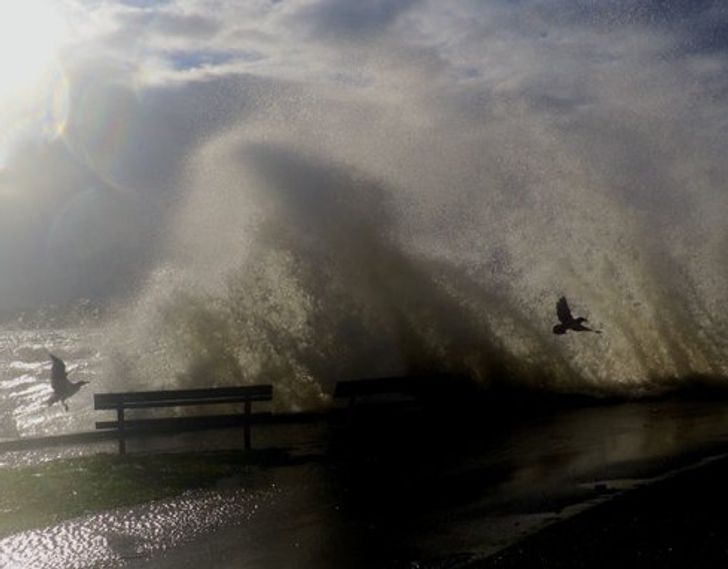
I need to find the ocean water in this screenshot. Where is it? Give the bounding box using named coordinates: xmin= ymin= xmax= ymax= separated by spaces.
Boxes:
xmin=0 ymin=326 xmax=102 ymax=440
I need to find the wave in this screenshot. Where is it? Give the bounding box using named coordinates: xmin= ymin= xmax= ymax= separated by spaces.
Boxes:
xmin=102 ymin=94 xmax=728 ymax=411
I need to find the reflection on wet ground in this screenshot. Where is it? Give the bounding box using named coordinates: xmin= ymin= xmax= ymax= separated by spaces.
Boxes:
xmin=0 ymin=486 xmax=281 ymax=569
xmin=4 ymin=398 xmax=728 ymax=568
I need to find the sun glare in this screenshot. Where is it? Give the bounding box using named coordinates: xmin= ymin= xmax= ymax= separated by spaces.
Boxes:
xmin=0 ymin=1 xmax=67 ymax=100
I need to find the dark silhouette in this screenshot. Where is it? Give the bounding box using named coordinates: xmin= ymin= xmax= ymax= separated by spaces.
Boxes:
xmin=47 ymin=353 xmax=88 ymax=411
xmin=552 ymin=296 xmax=601 ymax=335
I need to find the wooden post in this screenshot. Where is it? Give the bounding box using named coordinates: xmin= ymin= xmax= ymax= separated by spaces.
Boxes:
xmin=117 ymin=405 xmax=126 ymax=455
xmin=244 ymin=398 xmax=252 ymax=450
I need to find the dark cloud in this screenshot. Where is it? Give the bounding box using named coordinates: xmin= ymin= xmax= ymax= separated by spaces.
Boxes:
xmin=533 ymin=0 xmax=718 ymax=27
xmin=679 ymin=6 xmax=728 ymax=53
xmin=530 ymin=0 xmax=728 ymax=53
xmin=293 ymin=0 xmax=422 ymax=38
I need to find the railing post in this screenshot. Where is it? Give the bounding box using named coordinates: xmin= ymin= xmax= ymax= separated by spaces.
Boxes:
xmin=117 ymin=405 xmax=126 ymax=455
xmin=244 ymin=397 xmax=252 ymax=450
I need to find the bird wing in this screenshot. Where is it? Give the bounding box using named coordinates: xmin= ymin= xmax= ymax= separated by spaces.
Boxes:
xmin=49 ymin=353 xmax=72 ymax=392
xmin=556 ymin=296 xmax=573 ymax=323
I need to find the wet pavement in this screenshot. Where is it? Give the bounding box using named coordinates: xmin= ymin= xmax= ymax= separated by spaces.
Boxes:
xmin=4 ymin=398 xmax=728 ymax=568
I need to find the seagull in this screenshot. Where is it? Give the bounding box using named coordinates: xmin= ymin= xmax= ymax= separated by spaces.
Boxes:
xmin=552 ymin=296 xmax=601 ymax=335
xmin=47 ymin=353 xmax=89 ymax=411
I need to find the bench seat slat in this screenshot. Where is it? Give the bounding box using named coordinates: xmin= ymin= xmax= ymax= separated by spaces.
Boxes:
xmin=96 ymin=412 xmax=273 ymax=432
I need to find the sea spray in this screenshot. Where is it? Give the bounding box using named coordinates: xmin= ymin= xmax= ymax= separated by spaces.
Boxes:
xmin=105 ymin=135 xmax=727 ymax=409
xmin=97 ymin=6 xmax=728 ymax=409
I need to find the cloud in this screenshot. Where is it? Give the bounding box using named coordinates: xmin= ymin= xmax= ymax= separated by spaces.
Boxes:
xmin=291 ymin=0 xmax=422 ymax=39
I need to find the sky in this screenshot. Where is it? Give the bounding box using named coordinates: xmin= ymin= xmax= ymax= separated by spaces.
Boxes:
xmin=0 ymin=0 xmax=727 ymax=323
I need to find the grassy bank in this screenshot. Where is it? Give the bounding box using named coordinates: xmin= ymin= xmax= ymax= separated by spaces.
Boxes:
xmin=0 ymin=450 xmax=287 ymax=538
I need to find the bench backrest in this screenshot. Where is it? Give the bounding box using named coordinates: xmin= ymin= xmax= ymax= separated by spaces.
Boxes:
xmin=95 ymin=385 xmax=273 ymax=410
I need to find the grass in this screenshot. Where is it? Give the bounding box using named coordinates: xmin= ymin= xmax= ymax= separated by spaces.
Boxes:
xmin=0 ymin=449 xmax=288 ymax=538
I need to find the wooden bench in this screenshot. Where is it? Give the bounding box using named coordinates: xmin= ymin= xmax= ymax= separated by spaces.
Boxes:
xmin=94 ymin=385 xmax=273 ymax=455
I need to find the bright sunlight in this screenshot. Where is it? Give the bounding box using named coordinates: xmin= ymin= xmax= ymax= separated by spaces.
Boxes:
xmin=0 ymin=1 xmax=66 ymax=100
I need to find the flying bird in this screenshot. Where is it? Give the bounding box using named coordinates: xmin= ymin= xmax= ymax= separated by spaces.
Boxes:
xmin=47 ymin=353 xmax=89 ymax=411
xmin=552 ymin=296 xmax=601 ymax=335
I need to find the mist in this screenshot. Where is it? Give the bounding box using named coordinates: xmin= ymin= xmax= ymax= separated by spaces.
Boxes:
xmin=1 ymin=0 xmax=727 ymax=405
